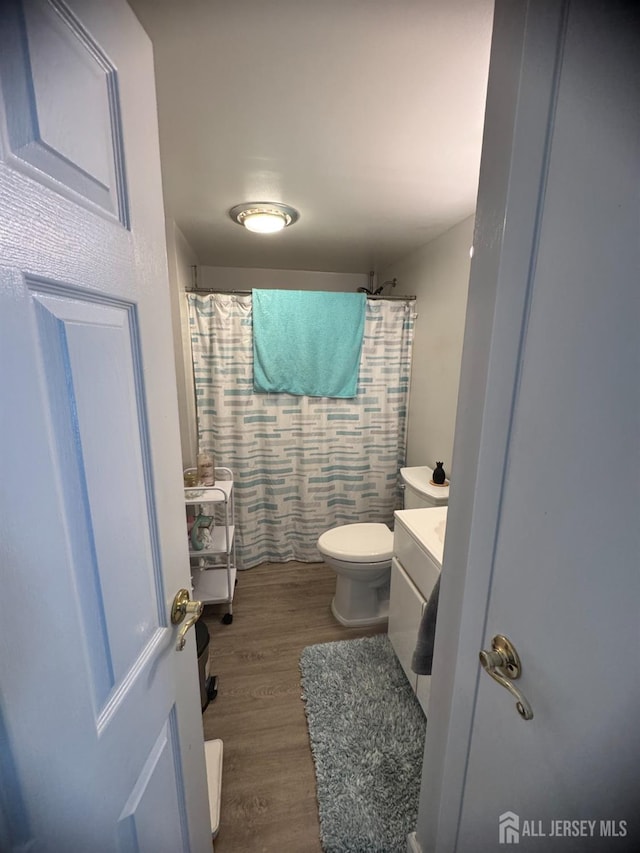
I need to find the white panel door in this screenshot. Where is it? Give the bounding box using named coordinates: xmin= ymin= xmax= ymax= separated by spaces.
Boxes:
xmin=416 ymin=2 xmax=640 ymax=852
xmin=0 ymin=1 xmax=210 ymax=850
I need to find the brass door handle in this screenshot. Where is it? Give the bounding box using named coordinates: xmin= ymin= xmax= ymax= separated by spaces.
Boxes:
xmin=479 ymin=635 xmax=534 ymax=720
xmin=171 ymin=588 xmax=203 ymax=651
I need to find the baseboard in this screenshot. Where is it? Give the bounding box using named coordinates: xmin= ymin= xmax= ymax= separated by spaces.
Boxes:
xmin=407 ymin=831 xmax=423 ymax=853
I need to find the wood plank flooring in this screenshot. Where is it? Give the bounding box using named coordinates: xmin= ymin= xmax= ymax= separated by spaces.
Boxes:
xmin=200 ymin=561 xmax=386 ymax=853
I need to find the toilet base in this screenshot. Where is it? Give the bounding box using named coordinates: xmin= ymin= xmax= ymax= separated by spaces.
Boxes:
xmin=330 ymin=572 xmax=390 ymax=627
xmin=331 ymin=596 xmax=389 ymax=628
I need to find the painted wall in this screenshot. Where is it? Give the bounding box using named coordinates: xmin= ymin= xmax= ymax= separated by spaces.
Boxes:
xmin=379 ymin=216 xmax=473 ymax=475
xmin=196 ymin=266 xmax=368 ymax=293
xmin=165 ymin=218 xmax=198 ymax=468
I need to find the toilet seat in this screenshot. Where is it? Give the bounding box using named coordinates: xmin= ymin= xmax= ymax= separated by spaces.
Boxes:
xmin=317 ymin=523 xmax=393 ymax=563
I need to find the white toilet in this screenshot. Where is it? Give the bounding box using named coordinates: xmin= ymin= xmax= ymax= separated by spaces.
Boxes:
xmin=317 ymin=466 xmax=450 ymax=626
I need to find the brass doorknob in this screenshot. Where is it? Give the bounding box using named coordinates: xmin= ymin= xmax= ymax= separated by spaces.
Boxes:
xmin=171 ymin=588 xmax=203 ymax=651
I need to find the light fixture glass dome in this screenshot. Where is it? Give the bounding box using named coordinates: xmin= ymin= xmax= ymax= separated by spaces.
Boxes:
xmin=243 ymin=211 xmax=287 ymax=233
xmin=229 ymin=202 xmax=299 ymax=234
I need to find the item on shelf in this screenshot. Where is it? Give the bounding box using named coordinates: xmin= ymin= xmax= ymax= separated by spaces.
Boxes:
xmin=197 ymin=449 xmax=215 ymax=486
xmin=190 ymin=514 xmax=213 ymax=551
xmin=185 ymin=487 xmax=205 ymax=499
xmin=183 ymin=467 xmax=199 ymax=487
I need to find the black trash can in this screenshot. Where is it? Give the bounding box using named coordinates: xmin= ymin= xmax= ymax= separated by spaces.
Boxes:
xmin=195 ymin=618 xmax=211 ymax=712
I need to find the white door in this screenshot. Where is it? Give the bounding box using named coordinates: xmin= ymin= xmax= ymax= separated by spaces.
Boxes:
xmin=416 ymin=1 xmax=640 ymax=852
xmin=0 ymin=1 xmax=211 ymax=850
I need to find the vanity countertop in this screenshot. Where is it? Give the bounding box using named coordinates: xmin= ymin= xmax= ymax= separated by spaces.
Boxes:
xmin=394 ymin=506 xmax=447 ymax=566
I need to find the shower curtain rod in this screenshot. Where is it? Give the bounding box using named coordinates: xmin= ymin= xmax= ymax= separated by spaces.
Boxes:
xmin=187 ymin=288 xmax=416 ymax=301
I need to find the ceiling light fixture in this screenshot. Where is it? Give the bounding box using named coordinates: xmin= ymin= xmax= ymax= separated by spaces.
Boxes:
xmin=229 ymin=202 xmax=299 ymax=234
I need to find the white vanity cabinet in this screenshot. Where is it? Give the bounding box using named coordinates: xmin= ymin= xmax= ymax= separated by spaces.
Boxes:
xmin=185 ymin=467 xmax=237 ymax=624
xmin=389 ymin=507 xmax=447 ymax=714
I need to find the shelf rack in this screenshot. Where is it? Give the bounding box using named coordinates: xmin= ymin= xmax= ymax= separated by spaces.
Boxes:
xmin=185 ymin=467 xmax=236 ymax=624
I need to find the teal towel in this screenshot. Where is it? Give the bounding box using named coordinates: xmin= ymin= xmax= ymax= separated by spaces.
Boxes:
xmin=252 ymin=289 xmax=366 ymax=397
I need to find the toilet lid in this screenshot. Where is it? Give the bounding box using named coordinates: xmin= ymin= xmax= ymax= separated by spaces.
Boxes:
xmin=318 ymin=523 xmax=393 ymax=563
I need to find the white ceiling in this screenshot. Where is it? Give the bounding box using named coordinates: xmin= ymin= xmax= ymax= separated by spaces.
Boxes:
xmin=128 ymin=0 xmax=494 ymax=273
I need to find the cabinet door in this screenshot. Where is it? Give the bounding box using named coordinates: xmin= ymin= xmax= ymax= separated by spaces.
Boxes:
xmin=388 ymin=557 xmax=423 ymax=692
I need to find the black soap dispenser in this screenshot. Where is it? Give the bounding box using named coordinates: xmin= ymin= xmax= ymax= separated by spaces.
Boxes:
xmin=433 ymin=461 xmax=446 ymax=485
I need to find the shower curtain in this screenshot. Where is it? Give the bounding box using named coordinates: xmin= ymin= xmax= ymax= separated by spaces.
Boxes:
xmin=187 ymin=292 xmax=415 ymax=569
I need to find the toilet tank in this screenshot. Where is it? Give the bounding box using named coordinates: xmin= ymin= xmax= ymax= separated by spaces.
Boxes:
xmin=400 ymin=466 xmax=449 ymax=509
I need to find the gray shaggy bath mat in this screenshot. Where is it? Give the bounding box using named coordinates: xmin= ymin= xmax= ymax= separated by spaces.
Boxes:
xmin=300 ymin=634 xmax=426 ymax=853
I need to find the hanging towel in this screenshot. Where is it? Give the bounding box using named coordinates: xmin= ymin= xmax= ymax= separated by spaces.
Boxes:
xmin=411 ymin=575 xmax=441 ymax=676
xmin=252 ymin=289 xmax=366 ymax=397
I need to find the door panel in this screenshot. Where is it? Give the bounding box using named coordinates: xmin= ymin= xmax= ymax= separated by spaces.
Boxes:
xmin=416 ymin=2 xmax=640 ymax=851
xmin=0 ymin=0 xmax=129 ymax=222
xmin=33 ymin=284 xmax=162 ymax=696
xmin=117 ymin=714 xmax=188 ymax=853
xmin=459 ymin=2 xmax=640 ymax=841
xmin=0 ymin=2 xmax=210 ymax=850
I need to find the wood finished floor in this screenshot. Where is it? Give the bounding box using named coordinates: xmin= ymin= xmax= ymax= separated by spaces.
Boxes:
xmin=200 ymin=561 xmax=386 ymax=853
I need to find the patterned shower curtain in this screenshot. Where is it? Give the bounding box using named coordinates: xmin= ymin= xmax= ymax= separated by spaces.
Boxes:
xmin=186 ymin=292 xmax=415 ymax=569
